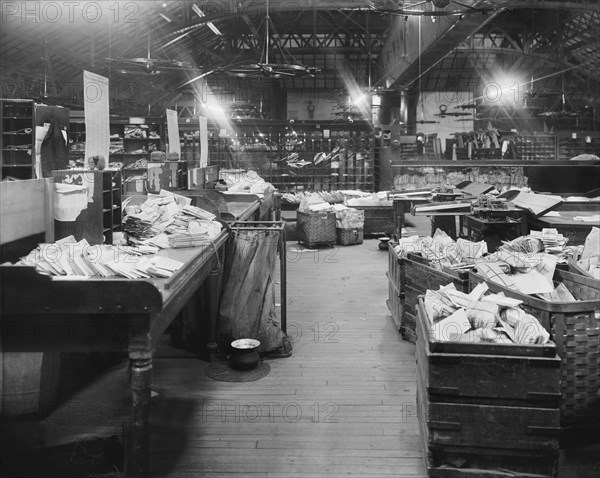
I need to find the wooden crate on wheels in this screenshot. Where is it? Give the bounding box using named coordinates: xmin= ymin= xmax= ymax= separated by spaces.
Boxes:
xmin=470 ymin=268 xmax=600 ymax=445
xmin=416 ymin=298 xmax=561 ymax=477
xmin=296 ymin=210 xmax=336 ymax=248
xmin=402 ymin=253 xmax=469 ymax=343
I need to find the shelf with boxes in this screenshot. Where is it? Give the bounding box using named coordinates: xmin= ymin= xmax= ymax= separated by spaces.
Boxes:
xmin=557 ymin=131 xmax=599 ymax=160
xmin=514 ymin=133 xmax=556 ymax=160
xmin=208 ymin=120 xmax=376 ymax=193
xmin=1 ymin=98 xmax=35 ymax=180
xmin=120 ymin=124 xmax=162 ymax=194
xmin=68 ymin=114 xmax=164 ymax=194
xmin=178 ymin=124 xmax=200 ymax=164
xmin=52 ymin=169 xmax=122 ymax=245
xmin=396 ymin=131 xmax=594 ymax=162
xmin=2 ymin=99 xmax=70 ymax=180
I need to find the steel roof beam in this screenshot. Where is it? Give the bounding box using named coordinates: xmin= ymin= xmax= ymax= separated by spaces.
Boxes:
xmin=379 ymin=9 xmax=499 ymax=90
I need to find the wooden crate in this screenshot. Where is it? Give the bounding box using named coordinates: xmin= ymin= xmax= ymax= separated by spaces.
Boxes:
xmin=416 ymin=300 xmax=561 ymax=407
xmin=416 ymin=298 xmax=561 ymax=477
xmin=388 ymin=241 xmax=402 ymax=287
xmin=403 ymin=253 xmax=470 ymax=343
xmin=417 ymin=390 xmax=559 ymax=478
xmin=416 ymin=299 xmax=561 ymax=407
xmin=387 ymin=243 xmax=403 ymax=331
xmin=352 ymin=205 xmax=394 ymax=235
xmin=387 ymin=272 xmax=402 ymax=331
xmin=470 ymin=269 xmax=600 ymax=437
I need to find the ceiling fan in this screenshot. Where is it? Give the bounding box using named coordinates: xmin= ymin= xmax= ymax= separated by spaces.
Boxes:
xmin=529 ymin=76 xmax=584 ymax=119
xmin=104 ymin=27 xmax=201 ymax=76
xmin=224 ymin=0 xmax=320 ymax=79
xmin=367 ymin=0 xmax=507 ymax=16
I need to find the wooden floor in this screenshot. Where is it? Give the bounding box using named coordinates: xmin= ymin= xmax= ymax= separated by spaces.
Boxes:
xmin=149 ymin=239 xmax=427 ymax=477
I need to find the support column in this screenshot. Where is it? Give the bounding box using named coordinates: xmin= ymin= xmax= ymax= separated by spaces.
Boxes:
xmin=127 ymin=314 xmax=152 ymax=478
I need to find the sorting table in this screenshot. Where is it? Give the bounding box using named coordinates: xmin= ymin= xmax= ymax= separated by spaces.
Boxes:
xmin=0 ymin=200 xmax=263 ymax=478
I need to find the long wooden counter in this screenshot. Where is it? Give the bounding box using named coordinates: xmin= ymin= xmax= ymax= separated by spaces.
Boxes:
xmin=0 ymin=199 xmax=262 ymax=477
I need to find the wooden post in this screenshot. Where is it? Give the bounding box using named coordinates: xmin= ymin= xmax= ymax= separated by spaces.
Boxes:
xmin=206 ymin=246 xmax=224 ymax=362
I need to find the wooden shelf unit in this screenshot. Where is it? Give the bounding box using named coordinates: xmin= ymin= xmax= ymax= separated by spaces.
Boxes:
xmin=208 ymin=120 xmax=376 ymax=192
xmin=1 ymin=99 xmax=35 ymax=180
xmin=69 ymin=114 xmax=164 ymax=194
xmin=2 ymin=99 xmax=70 ymax=180
xmin=52 ymin=169 xmax=122 ymax=245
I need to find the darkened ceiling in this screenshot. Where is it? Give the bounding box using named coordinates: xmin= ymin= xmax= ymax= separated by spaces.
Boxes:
xmin=0 ymin=0 xmax=598 ymax=117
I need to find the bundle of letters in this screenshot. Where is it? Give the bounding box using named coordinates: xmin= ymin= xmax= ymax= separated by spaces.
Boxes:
xmin=15 ymin=236 xmax=183 ymax=279
xmin=123 ymin=191 xmax=222 ymax=249
xmin=424 ymin=281 xmax=551 ymax=345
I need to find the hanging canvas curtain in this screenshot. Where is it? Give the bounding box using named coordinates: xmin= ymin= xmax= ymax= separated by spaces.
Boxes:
xmin=218 ymin=229 xmax=289 ymax=355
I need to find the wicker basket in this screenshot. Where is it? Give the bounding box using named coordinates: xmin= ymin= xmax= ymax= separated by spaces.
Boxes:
xmin=296 ymin=211 xmax=336 ymax=247
xmin=336 ymin=227 xmax=363 ymax=246
xmin=470 ymin=268 xmax=600 ymax=434
xmin=568 ymin=257 xmax=600 ymax=285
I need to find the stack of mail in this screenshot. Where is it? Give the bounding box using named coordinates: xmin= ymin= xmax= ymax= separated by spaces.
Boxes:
xmin=167 ymin=219 xmax=222 ymax=248
xmin=15 ymin=236 xmax=184 ymax=279
xmin=122 ymin=191 xmax=222 ymax=249
xmin=531 ymin=228 xmax=567 ymax=251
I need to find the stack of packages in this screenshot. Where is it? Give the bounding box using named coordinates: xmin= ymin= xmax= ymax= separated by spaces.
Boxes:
xmin=394 ymin=229 xmax=488 ymax=271
xmin=423 ymin=281 xmax=550 ymax=345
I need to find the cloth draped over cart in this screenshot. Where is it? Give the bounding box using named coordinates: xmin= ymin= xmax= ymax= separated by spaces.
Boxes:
xmin=218 ymin=229 xmax=290 ymax=355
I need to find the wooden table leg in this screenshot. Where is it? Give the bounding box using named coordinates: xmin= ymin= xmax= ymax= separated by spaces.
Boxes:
xmin=128 ymin=315 xmax=152 ymax=478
